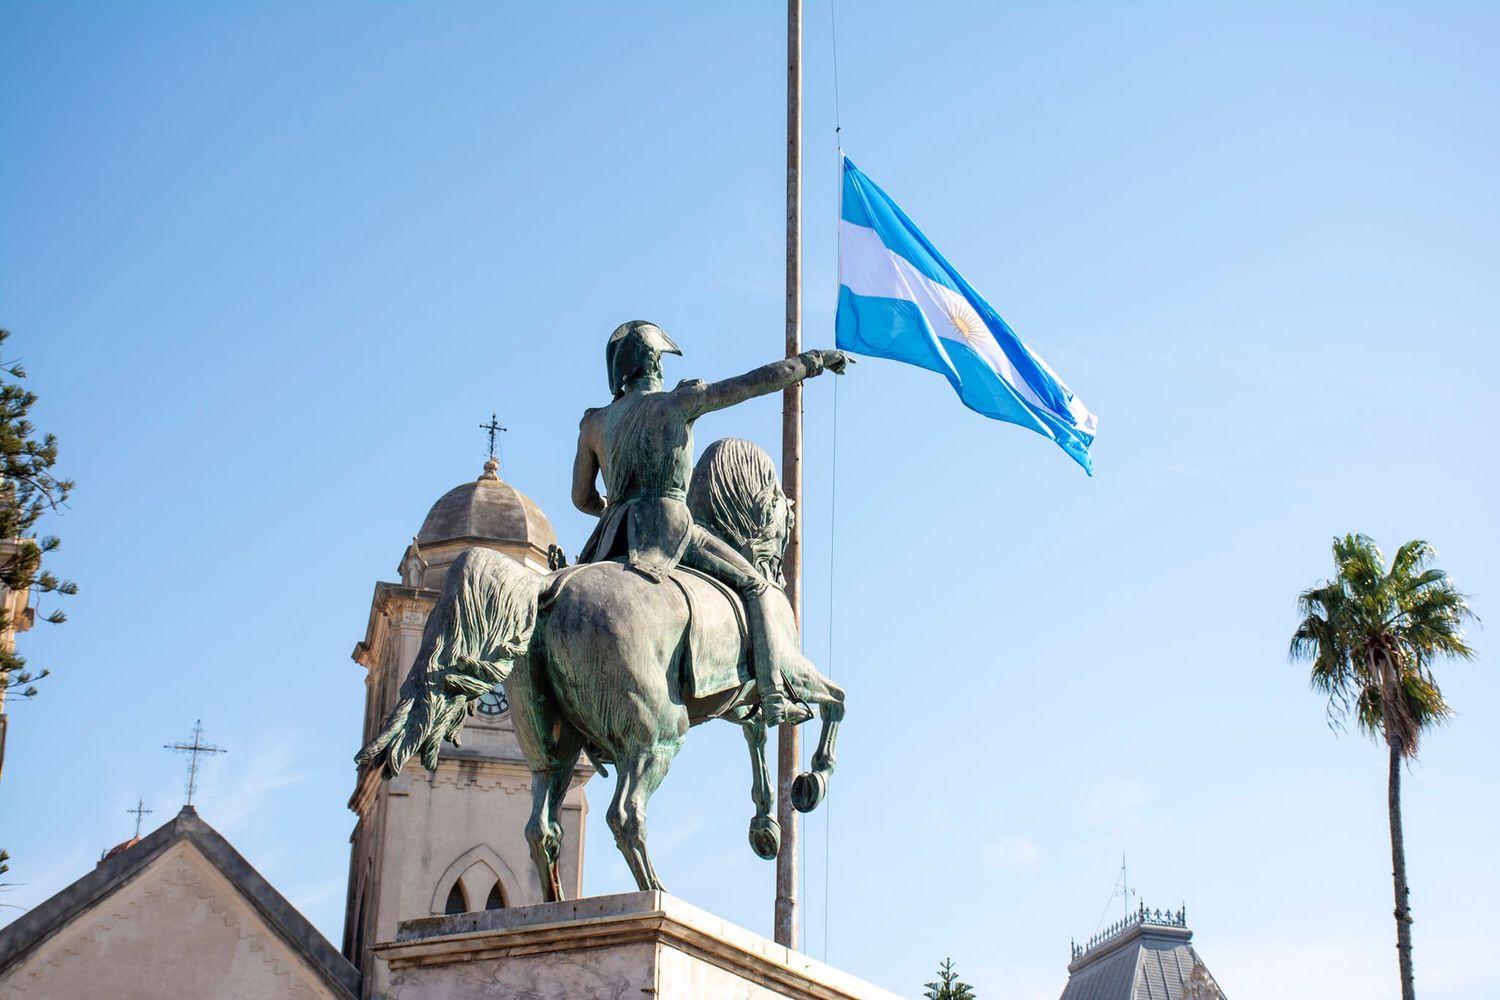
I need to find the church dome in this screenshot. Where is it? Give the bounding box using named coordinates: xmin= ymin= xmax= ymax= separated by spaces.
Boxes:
xmin=416 ymin=458 xmax=558 ymax=554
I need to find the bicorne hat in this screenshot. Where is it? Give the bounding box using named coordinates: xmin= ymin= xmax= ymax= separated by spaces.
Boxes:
xmin=606 ymin=321 xmax=682 ymax=398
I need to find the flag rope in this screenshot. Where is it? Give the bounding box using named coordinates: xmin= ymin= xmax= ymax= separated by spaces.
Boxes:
xmin=829 ymin=0 xmax=843 ymax=144
xmin=822 ymin=0 xmax=844 ymax=962
xmin=822 ymin=373 xmax=840 ymax=962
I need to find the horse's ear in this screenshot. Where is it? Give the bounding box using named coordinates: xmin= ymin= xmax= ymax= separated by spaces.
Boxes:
xmin=749 ymin=487 xmax=785 ymax=539
xmin=753 ymin=490 xmax=775 ymax=524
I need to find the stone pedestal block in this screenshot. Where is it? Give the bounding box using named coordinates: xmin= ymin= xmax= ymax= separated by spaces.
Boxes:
xmin=373 ymin=891 xmax=900 ymax=1000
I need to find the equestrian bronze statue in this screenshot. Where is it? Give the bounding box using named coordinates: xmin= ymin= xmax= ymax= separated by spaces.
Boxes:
xmin=358 ymin=322 xmax=851 ymax=899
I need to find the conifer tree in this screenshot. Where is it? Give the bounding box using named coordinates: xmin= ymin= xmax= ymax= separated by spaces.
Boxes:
xmin=923 ymin=958 xmax=977 ymax=1000
xmin=0 ymin=328 xmax=75 ymax=699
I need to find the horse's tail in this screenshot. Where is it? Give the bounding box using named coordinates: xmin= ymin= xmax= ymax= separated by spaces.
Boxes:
xmin=356 ymin=548 xmax=543 ymax=778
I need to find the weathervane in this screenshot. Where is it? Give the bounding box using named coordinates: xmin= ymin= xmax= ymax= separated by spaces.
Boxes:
xmin=1115 ymin=852 xmax=1137 ymax=919
xmin=127 ymin=796 xmax=153 ymax=838
xmin=163 ymin=719 xmax=228 ymax=806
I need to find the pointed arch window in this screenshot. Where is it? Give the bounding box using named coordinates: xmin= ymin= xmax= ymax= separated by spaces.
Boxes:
xmin=444 ymin=881 xmax=467 ymax=915
xmin=484 ymin=881 xmax=505 ymax=910
xmin=347 ymin=890 xmax=366 ymax=960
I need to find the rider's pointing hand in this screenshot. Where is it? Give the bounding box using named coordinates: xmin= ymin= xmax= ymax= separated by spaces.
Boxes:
xmin=806 ymin=349 xmax=854 ymax=375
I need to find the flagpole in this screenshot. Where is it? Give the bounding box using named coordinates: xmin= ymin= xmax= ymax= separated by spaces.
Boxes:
xmin=775 ymin=0 xmax=803 ymax=952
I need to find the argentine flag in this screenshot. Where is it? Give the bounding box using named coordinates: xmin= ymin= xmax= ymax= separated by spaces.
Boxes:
xmin=836 ymin=157 xmax=1098 ymax=473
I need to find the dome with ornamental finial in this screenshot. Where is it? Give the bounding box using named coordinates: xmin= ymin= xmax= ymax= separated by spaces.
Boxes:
xmin=405 ymin=445 xmax=559 ymax=588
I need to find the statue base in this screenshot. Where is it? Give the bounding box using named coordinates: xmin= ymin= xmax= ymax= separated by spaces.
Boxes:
xmin=374 ymin=890 xmax=900 ymax=999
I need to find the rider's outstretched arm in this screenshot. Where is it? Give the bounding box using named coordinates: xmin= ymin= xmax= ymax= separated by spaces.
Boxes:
xmin=681 ymin=349 xmax=848 ymax=418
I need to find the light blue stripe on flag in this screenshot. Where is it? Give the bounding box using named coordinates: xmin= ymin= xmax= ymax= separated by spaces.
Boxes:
xmin=836 ymin=156 xmax=1098 ymax=474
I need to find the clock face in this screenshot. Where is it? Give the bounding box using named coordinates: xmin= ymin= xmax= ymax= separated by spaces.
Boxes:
xmin=475 ymin=685 xmax=509 ymax=718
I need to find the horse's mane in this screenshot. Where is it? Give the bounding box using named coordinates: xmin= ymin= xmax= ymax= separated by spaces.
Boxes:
xmin=688 ymin=437 xmax=784 ymax=550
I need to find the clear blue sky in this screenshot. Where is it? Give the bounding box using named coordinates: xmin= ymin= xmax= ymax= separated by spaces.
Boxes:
xmin=3 ymin=3 xmax=1497 ymax=997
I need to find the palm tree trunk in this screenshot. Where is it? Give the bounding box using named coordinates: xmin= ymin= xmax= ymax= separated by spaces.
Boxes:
xmin=1389 ymin=737 xmax=1416 ymax=1000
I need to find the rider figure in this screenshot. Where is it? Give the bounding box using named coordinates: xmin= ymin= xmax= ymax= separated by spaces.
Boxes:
xmin=572 ymin=320 xmax=850 ymax=727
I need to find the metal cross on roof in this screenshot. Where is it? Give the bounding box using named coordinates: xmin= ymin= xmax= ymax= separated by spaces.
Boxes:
xmin=163 ymin=719 xmax=228 ymax=806
xmin=480 ymin=412 xmax=507 ymax=458
xmin=126 ymin=796 xmax=153 ymax=838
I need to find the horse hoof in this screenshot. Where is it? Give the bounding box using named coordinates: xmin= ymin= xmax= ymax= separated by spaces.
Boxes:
xmin=791 ymin=771 xmax=826 ymax=813
xmin=748 ymin=816 xmax=781 ymax=859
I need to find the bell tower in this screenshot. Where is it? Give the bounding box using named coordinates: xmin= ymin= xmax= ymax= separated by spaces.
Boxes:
xmin=343 ymin=457 xmax=590 ymax=998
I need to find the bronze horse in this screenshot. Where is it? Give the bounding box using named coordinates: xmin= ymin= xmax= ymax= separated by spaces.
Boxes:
xmin=357 ymin=438 xmax=843 ymax=900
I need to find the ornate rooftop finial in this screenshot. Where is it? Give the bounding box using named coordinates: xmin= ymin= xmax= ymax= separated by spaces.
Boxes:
xmin=1070 ymin=901 xmax=1189 ymax=962
xmin=479 ymin=412 xmax=507 ymax=479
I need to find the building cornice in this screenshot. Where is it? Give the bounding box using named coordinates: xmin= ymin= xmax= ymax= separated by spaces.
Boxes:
xmin=349 ymin=748 xmax=592 ymax=816
xmin=351 ymin=582 xmax=440 ymax=669
xmin=375 ymin=891 xmax=899 ymax=1000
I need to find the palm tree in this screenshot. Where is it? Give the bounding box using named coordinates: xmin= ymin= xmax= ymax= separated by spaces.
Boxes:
xmin=1290 ymin=534 xmax=1477 ymax=1000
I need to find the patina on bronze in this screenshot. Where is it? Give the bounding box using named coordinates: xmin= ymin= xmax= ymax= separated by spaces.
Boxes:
xmin=358 ymin=328 xmax=849 ymax=900
xmin=574 ymin=320 xmax=846 ymax=727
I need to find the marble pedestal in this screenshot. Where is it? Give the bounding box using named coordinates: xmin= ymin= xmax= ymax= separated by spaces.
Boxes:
xmin=373 ymin=891 xmax=901 ymax=1000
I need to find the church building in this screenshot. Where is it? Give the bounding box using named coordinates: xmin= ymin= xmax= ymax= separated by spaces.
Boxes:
xmin=0 ymin=460 xmax=591 ymax=999
xmin=342 ymin=456 xmax=592 ymax=996
xmin=0 ymin=805 xmax=361 ymax=999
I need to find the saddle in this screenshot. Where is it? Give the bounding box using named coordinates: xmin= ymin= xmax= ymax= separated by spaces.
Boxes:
xmin=666 ymin=565 xmax=750 ymax=698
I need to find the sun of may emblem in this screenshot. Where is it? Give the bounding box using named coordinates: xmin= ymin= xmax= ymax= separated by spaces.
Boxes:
xmin=941 ymin=292 xmax=988 ymax=350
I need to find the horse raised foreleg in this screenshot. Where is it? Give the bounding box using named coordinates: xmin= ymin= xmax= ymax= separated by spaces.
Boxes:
xmin=790 ymin=673 xmax=845 ymax=814
xmin=607 ymin=742 xmax=680 ymax=892
xmin=739 ymin=715 xmax=780 ymax=859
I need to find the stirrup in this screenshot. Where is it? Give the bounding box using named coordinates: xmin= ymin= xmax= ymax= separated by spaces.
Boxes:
xmin=762 ymin=694 xmax=812 ymax=728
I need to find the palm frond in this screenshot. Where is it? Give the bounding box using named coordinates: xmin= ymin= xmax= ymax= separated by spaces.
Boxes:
xmin=1332 ymin=533 xmax=1386 ymax=597
xmin=1389 ymin=539 xmax=1434 ymax=582
xmin=1289 ymin=534 xmax=1476 ymax=757
xmin=1403 ymin=671 xmax=1453 ymax=731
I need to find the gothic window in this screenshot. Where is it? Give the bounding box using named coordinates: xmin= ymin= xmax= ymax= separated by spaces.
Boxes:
xmin=484 ymin=881 xmax=505 ymax=910
xmin=346 ymin=890 xmax=365 ymax=960
xmin=444 ymin=880 xmax=467 ymax=915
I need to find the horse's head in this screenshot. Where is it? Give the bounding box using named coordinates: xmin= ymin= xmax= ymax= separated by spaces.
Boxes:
xmin=688 ymin=437 xmax=793 ymax=588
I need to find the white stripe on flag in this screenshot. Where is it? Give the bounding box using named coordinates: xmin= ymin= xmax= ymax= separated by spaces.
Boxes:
xmin=839 ymin=220 xmax=1052 ymax=414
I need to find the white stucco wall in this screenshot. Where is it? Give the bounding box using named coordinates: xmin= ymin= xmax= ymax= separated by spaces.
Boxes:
xmin=0 ymin=841 xmax=347 ymax=1000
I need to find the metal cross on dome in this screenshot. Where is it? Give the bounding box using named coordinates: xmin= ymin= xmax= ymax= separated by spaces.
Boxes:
xmin=480 ymin=412 xmax=507 ymax=458
xmin=163 ymin=719 xmax=228 ymax=806
xmin=126 ymin=797 xmax=153 ymax=838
